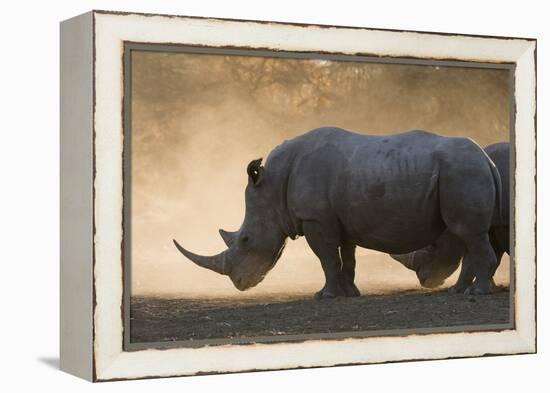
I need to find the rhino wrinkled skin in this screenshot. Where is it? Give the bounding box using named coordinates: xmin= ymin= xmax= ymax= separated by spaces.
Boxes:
xmin=174 ymin=127 xmax=503 ymax=299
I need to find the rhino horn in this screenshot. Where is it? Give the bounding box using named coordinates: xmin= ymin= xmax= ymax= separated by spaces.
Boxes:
xmin=173 ymin=239 xmax=228 ymax=275
xmin=390 ymin=252 xmax=417 ymax=271
xmin=218 ymin=229 xmax=237 ymax=247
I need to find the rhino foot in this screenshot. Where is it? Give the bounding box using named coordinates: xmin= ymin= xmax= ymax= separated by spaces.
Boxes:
xmin=464 ymin=286 xmax=489 ymax=295
xmin=314 ymin=284 xmax=346 ymax=300
xmin=449 ymin=280 xmax=492 ymax=295
xmin=342 ymin=281 xmax=361 ymax=297
xmin=464 ymin=281 xmax=492 ymax=295
xmin=448 ymin=284 xmax=468 ymax=295
xmin=337 ymin=274 xmax=361 ymax=297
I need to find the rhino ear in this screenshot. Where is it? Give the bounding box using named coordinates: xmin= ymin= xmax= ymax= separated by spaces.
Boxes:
xmin=247 ymin=158 xmax=264 ymax=185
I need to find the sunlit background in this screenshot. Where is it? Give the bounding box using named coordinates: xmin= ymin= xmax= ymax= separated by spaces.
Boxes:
xmin=130 ymin=50 xmax=511 ymax=298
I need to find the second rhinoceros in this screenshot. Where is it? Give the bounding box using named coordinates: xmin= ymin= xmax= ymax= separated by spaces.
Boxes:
xmin=390 ymin=142 xmax=510 ymax=290
xmin=173 ymin=127 xmax=503 ymax=298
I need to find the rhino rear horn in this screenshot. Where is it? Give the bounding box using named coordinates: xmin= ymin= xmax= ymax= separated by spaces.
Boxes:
xmin=218 ymin=229 xmax=237 ymax=247
xmin=390 ymin=252 xmax=418 ymax=271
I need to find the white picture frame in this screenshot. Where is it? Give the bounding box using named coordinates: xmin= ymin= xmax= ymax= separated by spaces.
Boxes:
xmin=60 ymin=10 xmax=536 ymax=381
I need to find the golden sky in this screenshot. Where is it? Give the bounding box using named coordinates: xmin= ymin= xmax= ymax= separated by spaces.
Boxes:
xmin=130 ymin=50 xmax=510 ymax=298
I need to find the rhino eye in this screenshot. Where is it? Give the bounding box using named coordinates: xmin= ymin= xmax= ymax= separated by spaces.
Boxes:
xmin=241 ymin=235 xmax=249 ymax=244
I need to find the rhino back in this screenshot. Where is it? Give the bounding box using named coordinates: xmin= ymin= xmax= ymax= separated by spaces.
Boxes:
xmin=282 ymin=127 xmax=451 ymax=253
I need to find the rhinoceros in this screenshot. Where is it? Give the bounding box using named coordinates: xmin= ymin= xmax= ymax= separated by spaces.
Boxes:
xmin=173 ymin=127 xmax=502 ymax=298
xmin=390 ymin=142 xmax=509 ymax=290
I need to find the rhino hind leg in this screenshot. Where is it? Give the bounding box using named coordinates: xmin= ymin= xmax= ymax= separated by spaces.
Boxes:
xmin=303 ymin=221 xmax=346 ymax=300
xmin=439 ymin=151 xmax=498 ymax=295
xmin=339 ymin=243 xmax=361 ymax=297
xmin=450 ymin=233 xmax=496 ymax=295
xmin=448 ymin=253 xmax=475 ymax=294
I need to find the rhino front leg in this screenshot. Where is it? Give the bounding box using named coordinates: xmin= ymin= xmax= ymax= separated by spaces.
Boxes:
xmin=303 ymin=221 xmax=346 ymax=300
xmin=340 ymin=243 xmax=361 ymax=297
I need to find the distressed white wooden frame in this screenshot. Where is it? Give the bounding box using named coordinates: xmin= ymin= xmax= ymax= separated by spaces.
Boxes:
xmin=60 ymin=10 xmax=536 ymax=382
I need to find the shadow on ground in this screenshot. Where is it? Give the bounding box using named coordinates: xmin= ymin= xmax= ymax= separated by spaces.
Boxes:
xmin=37 ymin=357 xmax=59 ymax=370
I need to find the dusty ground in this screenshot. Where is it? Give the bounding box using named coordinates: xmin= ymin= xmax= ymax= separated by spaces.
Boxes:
xmin=130 ymin=287 xmax=511 ymax=344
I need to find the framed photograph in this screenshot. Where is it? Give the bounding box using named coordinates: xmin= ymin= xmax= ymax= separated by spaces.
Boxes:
xmin=60 ymin=10 xmax=536 ymax=381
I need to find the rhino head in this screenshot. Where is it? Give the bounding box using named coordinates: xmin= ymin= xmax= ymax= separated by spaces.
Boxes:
xmin=390 ymin=231 xmax=463 ymax=288
xmin=173 ymin=158 xmax=287 ymax=291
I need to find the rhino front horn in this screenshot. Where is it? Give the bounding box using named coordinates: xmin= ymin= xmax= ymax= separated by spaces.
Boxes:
xmin=173 ymin=239 xmax=228 ymax=275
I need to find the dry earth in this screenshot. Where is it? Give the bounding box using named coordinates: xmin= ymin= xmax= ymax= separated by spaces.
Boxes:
xmin=130 ymin=288 xmax=510 ymax=345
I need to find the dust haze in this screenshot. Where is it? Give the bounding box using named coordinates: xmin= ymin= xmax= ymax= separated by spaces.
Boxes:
xmin=130 ymin=50 xmax=510 ymax=298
